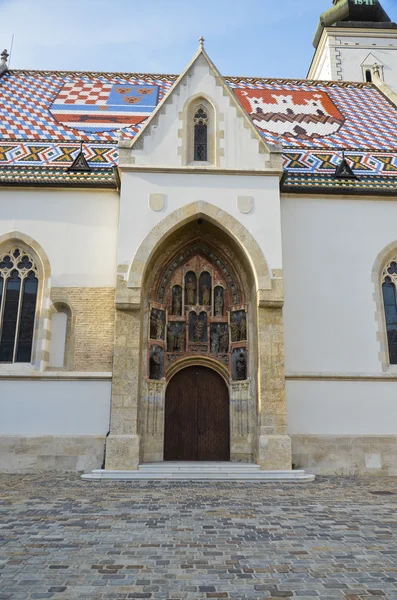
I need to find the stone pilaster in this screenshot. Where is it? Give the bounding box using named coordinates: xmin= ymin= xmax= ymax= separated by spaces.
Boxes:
xmin=257 ymin=277 xmax=292 ymax=470
xmin=105 ymin=277 xmax=142 ymax=470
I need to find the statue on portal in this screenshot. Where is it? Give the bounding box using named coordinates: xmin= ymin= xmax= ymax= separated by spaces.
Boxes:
xmin=230 ymin=313 xmax=239 ymax=342
xmin=186 ymin=276 xmax=196 ymax=305
xmin=215 ymin=289 xmax=224 ymax=316
xmin=236 ymin=351 xmax=246 ymax=381
xmin=167 ymin=325 xmax=176 ymax=352
xmin=150 ymin=311 xmax=157 ymax=339
xmin=211 ymin=326 xmax=220 ymax=354
xmin=150 ymin=348 xmax=162 ymax=380
xmin=172 ymin=287 xmax=182 ymax=315
xmin=156 ymin=313 xmax=164 ymax=340
xmin=177 ymin=325 xmax=185 ymax=352
xmin=202 ymin=284 xmax=210 ymax=306
xmin=239 ymin=313 xmax=247 ymax=341
xmin=194 ymin=316 xmax=204 ymax=342
xmin=220 ymin=326 xmax=229 ymax=353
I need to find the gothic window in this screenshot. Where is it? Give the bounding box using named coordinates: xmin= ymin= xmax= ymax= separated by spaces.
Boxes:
xmin=193 ymin=107 xmax=208 ymax=161
xmin=0 ymin=248 xmax=38 ymax=363
xmin=382 ymin=259 xmax=397 ymax=364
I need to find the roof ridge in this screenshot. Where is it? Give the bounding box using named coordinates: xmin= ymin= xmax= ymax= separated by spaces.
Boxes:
xmin=4 ymin=68 xmax=376 ymax=88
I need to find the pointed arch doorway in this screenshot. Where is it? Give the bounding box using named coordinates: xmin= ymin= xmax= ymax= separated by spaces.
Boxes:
xmin=164 ymin=365 xmax=230 ymax=461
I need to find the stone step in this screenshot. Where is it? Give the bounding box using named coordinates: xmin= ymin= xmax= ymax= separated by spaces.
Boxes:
xmin=139 ymin=461 xmax=262 ymax=472
xmin=82 ymin=464 xmax=315 ymax=482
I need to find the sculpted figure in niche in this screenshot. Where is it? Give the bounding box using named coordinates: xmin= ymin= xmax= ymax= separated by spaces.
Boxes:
xmin=177 ymin=325 xmax=185 ymax=353
xmin=150 ymin=311 xmax=157 ymax=339
xmin=150 ymin=348 xmax=162 ymax=380
xmin=239 ymin=313 xmax=247 ymax=341
xmin=211 ymin=326 xmax=220 ymax=354
xmin=202 ymin=284 xmax=210 ymax=306
xmin=194 ymin=316 xmax=204 ymax=342
xmin=215 ymin=289 xmax=224 ymax=316
xmin=156 ymin=313 xmax=164 ymax=340
xmin=167 ymin=325 xmax=176 ymax=352
xmin=186 ymin=276 xmax=196 ymax=305
xmin=220 ymin=326 xmax=229 ymax=353
xmin=230 ymin=314 xmax=239 ymax=342
xmin=236 ymin=351 xmax=246 ymax=381
xmin=172 ymin=287 xmax=182 ymax=316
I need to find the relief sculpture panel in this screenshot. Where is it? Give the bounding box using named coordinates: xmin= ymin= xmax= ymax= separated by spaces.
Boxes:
xmin=148 ymin=240 xmax=248 ymax=380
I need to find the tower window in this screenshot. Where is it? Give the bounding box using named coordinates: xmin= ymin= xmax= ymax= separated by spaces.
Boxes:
xmin=193 ymin=108 xmax=208 ymax=161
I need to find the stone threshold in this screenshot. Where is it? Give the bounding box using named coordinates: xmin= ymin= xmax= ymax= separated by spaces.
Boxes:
xmin=82 ymin=462 xmax=315 ymax=482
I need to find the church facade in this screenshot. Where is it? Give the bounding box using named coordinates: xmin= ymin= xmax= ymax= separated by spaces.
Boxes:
xmin=1 ymin=0 xmax=397 ymax=476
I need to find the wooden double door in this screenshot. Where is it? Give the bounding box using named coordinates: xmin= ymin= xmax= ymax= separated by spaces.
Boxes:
xmin=164 ymin=366 xmax=230 ymax=461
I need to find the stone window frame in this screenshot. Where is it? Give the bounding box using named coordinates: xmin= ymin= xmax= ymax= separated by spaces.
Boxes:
xmin=179 ymin=94 xmax=222 ymax=167
xmin=373 ymin=241 xmax=397 ymax=373
xmin=0 ymin=232 xmax=51 ymax=372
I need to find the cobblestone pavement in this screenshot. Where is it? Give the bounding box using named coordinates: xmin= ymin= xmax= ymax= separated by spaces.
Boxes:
xmin=1 ymin=475 xmax=397 ymax=600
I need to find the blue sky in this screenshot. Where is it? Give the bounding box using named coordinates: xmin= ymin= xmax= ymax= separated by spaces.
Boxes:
xmin=0 ymin=0 xmax=396 ymax=78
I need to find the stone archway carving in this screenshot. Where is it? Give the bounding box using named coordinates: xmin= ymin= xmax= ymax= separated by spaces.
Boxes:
xmin=126 ymin=201 xmax=272 ymax=295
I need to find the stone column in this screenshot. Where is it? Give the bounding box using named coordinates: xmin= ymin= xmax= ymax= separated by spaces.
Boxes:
xmin=105 ymin=279 xmax=141 ymax=470
xmin=257 ymin=278 xmax=292 ymax=470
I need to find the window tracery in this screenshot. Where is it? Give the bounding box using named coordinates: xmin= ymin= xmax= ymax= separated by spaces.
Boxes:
xmin=382 ymin=258 xmax=397 ymax=364
xmin=0 ymin=248 xmax=38 ymax=363
xmin=193 ymin=106 xmax=208 ymax=161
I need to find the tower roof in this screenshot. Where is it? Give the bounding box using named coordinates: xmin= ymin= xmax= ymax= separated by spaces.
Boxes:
xmin=313 ymin=0 xmax=397 ymax=48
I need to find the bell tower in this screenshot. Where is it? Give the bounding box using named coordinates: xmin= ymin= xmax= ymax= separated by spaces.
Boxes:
xmin=308 ymin=0 xmax=397 ymax=91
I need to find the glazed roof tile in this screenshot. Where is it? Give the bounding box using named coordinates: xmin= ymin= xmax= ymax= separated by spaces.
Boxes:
xmin=0 ymin=69 xmax=397 ymax=191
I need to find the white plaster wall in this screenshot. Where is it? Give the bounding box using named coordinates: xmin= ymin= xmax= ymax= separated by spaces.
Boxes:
xmin=287 ymin=380 xmax=397 ymax=435
xmin=309 ymin=39 xmax=333 ymax=80
xmin=0 ymin=380 xmax=111 ymax=435
xmin=118 ymin=172 xmax=282 ymax=272
xmin=282 ymin=196 xmax=397 ymax=374
xmin=0 ymin=189 xmax=119 ymax=287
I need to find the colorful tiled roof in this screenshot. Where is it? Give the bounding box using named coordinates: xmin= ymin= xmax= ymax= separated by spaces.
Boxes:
xmin=0 ymin=69 xmax=397 ymax=192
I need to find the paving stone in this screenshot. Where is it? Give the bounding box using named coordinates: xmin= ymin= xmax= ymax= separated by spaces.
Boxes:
xmin=0 ymin=475 xmax=397 ymax=599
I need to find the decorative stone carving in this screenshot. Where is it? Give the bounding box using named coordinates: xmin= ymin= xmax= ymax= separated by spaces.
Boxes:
xmin=194 ymin=314 xmax=205 ymax=342
xmin=219 ymin=324 xmax=229 ymax=353
xmin=237 ymin=196 xmax=253 ymax=214
xmin=150 ymin=308 xmax=165 ymax=340
xmin=211 ymin=323 xmax=229 ymax=354
xmin=146 ymin=380 xmax=166 ymax=435
xmin=149 ymin=346 xmax=163 ymax=380
xmin=214 ymin=286 xmax=224 ymax=316
xmin=210 ymin=325 xmax=220 ymax=354
xmin=149 ymin=193 xmax=166 ymax=212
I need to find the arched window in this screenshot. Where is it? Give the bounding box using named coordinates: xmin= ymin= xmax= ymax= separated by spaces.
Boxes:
xmin=194 ymin=107 xmax=208 ymax=161
xmin=382 ymin=259 xmax=397 ymax=364
xmin=365 ymin=69 xmax=372 ymax=83
xmin=0 ymin=248 xmax=39 ymax=363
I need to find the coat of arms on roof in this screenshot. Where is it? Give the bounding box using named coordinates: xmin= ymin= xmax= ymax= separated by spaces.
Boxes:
xmin=234 ymin=89 xmax=345 ymax=140
xmin=50 ymin=82 xmax=160 ymax=133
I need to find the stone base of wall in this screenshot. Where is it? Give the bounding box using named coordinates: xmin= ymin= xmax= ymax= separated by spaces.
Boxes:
xmin=0 ymin=436 xmax=105 ymax=473
xmin=292 ymin=435 xmax=397 ymax=476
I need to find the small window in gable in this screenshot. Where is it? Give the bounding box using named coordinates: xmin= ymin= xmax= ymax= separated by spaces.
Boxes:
xmin=194 ymin=107 xmax=208 ymax=161
xmin=382 ymin=259 xmax=397 ymax=364
xmin=365 ymin=69 xmax=372 ymax=83
xmin=186 ymin=97 xmax=215 ymax=165
xmin=0 ymin=248 xmax=39 ymax=363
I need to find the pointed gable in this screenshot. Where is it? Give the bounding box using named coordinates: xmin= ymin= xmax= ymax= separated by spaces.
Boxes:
xmin=119 ymin=43 xmax=275 ymax=172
